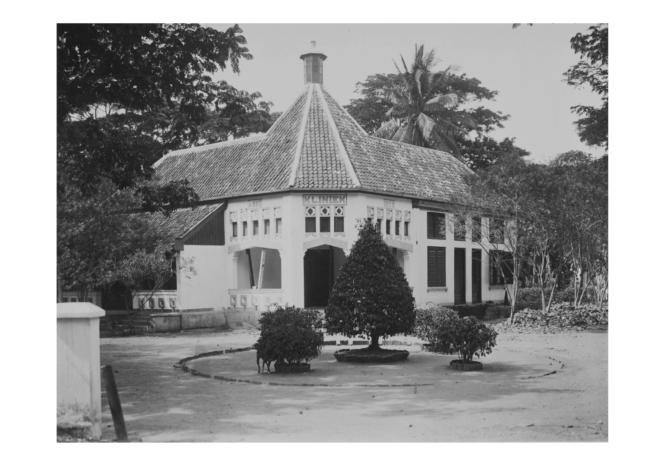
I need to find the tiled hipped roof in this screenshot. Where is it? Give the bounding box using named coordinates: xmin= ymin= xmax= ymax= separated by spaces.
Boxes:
xmin=135 ymin=203 xmax=224 ymax=244
xmin=152 ymin=83 xmax=474 ymax=204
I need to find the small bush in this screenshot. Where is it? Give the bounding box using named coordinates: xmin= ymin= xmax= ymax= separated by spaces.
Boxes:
xmin=414 ymin=305 xmax=498 ymax=362
xmin=255 ymin=306 xmax=324 ymax=366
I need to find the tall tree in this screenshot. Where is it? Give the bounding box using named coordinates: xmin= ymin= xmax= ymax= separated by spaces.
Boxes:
xmin=57 ymin=23 xmax=273 ymax=209
xmin=513 ymin=23 xmax=608 ymax=151
xmin=345 ymin=45 xmax=528 ymax=169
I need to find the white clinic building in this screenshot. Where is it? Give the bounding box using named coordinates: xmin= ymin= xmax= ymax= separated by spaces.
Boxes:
xmin=139 ymin=44 xmax=508 ymax=315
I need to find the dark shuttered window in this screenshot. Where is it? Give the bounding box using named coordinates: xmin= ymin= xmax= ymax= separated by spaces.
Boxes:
xmin=427 ymin=212 xmax=446 ymax=239
xmin=427 ymin=246 xmax=446 ymax=287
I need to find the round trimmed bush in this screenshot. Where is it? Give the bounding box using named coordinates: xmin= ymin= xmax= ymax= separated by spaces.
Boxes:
xmin=414 ymin=305 xmax=498 ymax=363
xmin=255 ymin=306 xmax=324 ymax=368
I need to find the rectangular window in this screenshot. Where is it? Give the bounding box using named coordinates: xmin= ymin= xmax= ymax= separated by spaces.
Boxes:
xmin=405 ymin=221 xmax=409 ymax=237
xmin=242 ymin=221 xmax=248 ymax=237
xmin=386 ymin=220 xmax=391 ymax=235
xmin=472 ymin=217 xmax=482 ymax=242
xmin=334 ymin=216 xmax=344 ymax=232
xmin=264 ymin=219 xmax=270 ymax=235
xmin=490 ymin=251 xmax=514 ymax=285
xmin=253 ymin=220 xmax=259 ymax=236
xmin=427 ymin=212 xmax=446 ymax=239
xmin=320 ymin=217 xmax=331 ymax=232
xmin=305 ymin=217 xmax=316 ymax=233
xmin=427 ymin=246 xmax=446 ymax=287
xmin=395 ymin=221 xmax=400 ymax=236
xmin=454 ymin=216 xmax=466 ymax=241
xmin=489 ymin=219 xmax=505 ymax=244
xmin=276 ymin=218 xmax=282 ymax=234
xmin=232 ymin=222 xmax=238 ymax=237
xmin=377 ymin=218 xmax=382 ymax=232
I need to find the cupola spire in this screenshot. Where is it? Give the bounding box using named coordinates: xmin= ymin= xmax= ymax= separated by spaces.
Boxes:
xmin=300 ymin=41 xmax=327 ymax=85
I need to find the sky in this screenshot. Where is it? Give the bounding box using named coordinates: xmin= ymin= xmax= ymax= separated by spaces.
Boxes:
xmin=205 ymin=23 xmax=605 ymax=164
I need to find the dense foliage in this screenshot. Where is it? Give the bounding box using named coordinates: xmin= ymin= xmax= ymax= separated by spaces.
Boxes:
xmin=325 ymin=221 xmax=415 ymax=349
xmin=513 ymin=24 xmax=608 ymax=151
xmin=414 ymin=306 xmax=497 ymax=362
xmin=452 ymin=150 xmax=607 ymax=322
xmin=255 ymin=306 xmax=324 ymax=366
xmin=345 ymin=44 xmax=529 ymax=170
xmin=58 ymin=23 xmax=274 ymax=211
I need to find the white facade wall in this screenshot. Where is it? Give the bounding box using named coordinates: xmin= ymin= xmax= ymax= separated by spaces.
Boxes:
xmin=175 ymin=191 xmax=509 ymax=311
xmin=178 ymin=245 xmax=226 ymax=310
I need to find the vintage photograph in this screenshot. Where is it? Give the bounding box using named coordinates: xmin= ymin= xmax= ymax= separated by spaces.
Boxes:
xmin=56 ymin=22 xmax=608 ymax=444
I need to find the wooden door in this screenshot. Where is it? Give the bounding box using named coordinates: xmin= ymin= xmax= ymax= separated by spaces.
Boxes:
xmin=471 ymin=249 xmax=482 ymax=304
xmin=304 ymin=249 xmax=333 ymax=308
xmin=454 ymin=248 xmax=466 ymax=305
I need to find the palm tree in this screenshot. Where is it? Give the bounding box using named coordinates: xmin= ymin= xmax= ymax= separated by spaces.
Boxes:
xmin=374 ymin=45 xmax=475 ymax=158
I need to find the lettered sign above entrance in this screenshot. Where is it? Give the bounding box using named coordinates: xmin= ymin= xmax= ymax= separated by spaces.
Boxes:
xmin=302 ymin=194 xmax=347 ymax=205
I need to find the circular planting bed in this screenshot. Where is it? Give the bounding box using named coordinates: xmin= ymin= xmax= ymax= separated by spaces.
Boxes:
xmin=274 ymin=363 xmax=311 ymax=374
xmin=333 ymin=348 xmax=409 ymax=363
xmin=450 ymin=360 xmax=483 ymax=371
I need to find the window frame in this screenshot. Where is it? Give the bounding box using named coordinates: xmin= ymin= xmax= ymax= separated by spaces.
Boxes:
xmin=427 ymin=246 xmax=446 ymax=287
xmin=427 ymin=212 xmax=446 ymax=240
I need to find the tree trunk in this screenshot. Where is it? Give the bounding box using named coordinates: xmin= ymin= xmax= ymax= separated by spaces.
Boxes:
xmin=369 ymin=333 xmax=380 ymax=350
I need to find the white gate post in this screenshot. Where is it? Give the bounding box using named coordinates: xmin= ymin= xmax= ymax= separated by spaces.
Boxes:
xmin=57 ymin=302 xmax=105 ymax=440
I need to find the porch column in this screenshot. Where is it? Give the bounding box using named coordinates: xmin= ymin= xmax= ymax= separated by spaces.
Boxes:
xmin=402 ymin=251 xmax=411 ymax=286
xmin=231 ymin=253 xmax=239 ymax=289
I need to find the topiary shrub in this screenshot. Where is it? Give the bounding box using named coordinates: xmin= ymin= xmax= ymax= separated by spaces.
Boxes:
xmin=254 ymin=306 xmax=324 ymax=368
xmin=325 ymin=220 xmax=415 ymax=350
xmin=414 ymin=305 xmax=498 ymax=363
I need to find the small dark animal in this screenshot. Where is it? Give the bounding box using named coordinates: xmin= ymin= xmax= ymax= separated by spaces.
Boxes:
xmin=255 ymin=345 xmax=273 ymax=373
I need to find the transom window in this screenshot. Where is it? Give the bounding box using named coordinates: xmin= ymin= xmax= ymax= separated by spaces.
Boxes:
xmin=427 ymin=212 xmax=446 ymax=239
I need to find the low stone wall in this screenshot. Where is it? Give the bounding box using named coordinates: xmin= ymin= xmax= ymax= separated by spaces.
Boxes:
xmin=223 ymin=307 xmax=266 ymax=328
xmin=148 ymin=307 xmax=267 ymax=333
xmin=181 ymin=310 xmax=226 ymax=330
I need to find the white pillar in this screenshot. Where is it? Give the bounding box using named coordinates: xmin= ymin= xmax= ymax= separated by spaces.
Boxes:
xmin=57 ymin=303 xmax=105 ymax=440
xmin=402 ymin=250 xmax=411 ymax=285
xmin=231 ymin=253 xmax=239 ymax=289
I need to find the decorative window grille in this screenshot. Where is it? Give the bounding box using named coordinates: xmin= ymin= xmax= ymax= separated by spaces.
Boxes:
xmin=404 ymin=211 xmax=411 ymax=221
xmin=229 ymin=211 xmax=237 ymax=222
xmin=377 ymin=208 xmax=384 ymax=219
xmin=274 ymin=207 xmax=282 ymax=218
xmin=251 ymin=210 xmax=259 ymax=220
xmin=396 ymin=210 xmax=402 ymax=220
xmin=367 ymin=206 xmax=375 ymax=218
xmin=320 ymin=206 xmax=331 ymax=216
xmin=334 ymin=206 xmax=345 ymax=217
xmin=262 ymin=208 xmax=270 ymax=219
xmin=305 ymin=206 xmax=317 ymax=217
xmin=386 ymin=209 xmax=394 ymax=220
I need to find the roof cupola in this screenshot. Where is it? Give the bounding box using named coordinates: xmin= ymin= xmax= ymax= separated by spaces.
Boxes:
xmin=300 ymin=41 xmax=327 ymax=85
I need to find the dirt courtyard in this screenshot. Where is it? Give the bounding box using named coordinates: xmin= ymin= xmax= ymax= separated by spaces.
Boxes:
xmin=99 ymin=326 xmax=607 ymax=442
